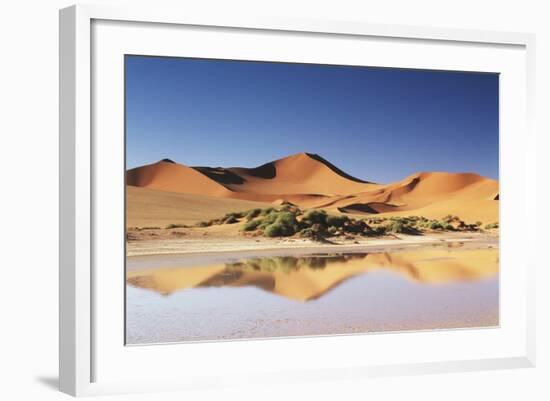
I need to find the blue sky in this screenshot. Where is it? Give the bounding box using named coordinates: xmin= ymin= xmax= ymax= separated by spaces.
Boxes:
xmin=125 ymin=55 xmax=498 ymax=183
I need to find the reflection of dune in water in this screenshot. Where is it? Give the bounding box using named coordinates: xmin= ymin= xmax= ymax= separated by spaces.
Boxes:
xmin=126 ymin=248 xmax=499 ymax=302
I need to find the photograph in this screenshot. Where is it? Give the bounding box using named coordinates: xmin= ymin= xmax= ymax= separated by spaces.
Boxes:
xmin=124 ymin=55 xmax=500 ymax=345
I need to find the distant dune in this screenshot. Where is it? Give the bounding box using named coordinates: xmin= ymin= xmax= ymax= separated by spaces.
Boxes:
xmin=126 ymin=152 xmax=499 ymax=225
xmin=323 ymin=171 xmax=499 ymax=222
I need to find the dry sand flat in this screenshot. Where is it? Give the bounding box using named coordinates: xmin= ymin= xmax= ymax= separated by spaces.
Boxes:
xmin=126 ymin=152 xmax=499 ymax=225
xmin=126 ymin=225 xmax=498 ymax=256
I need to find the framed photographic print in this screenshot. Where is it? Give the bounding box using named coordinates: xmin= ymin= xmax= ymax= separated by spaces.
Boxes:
xmin=59 ymin=4 xmax=536 ymax=397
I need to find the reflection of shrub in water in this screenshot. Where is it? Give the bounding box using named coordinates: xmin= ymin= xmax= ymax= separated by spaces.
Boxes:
xmin=230 ymin=257 xmax=300 ymax=273
xmin=300 ymin=257 xmax=327 ymax=270
xmin=226 ymin=253 xmax=368 ymax=273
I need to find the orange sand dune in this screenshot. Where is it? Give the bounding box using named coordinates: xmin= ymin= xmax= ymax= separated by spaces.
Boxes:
xmin=127 ymin=153 xmax=499 ymax=224
xmin=373 ymin=198 xmax=499 ymax=223
xmin=126 ymin=159 xmax=230 ymax=197
xmin=126 ymin=185 xmax=272 ymax=227
xmin=126 ymin=248 xmax=498 ymax=301
xmin=317 ymin=172 xmax=497 ymax=208
xmin=128 ymin=153 xmax=377 ymax=197
xmin=319 ymin=172 xmax=499 ymax=222
xmin=127 ymin=155 xmax=343 ymax=204
xmin=224 ymin=152 xmax=377 ymax=196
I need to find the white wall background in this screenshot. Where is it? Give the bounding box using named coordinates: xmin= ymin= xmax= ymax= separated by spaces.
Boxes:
xmin=0 ymin=0 xmax=547 ymax=399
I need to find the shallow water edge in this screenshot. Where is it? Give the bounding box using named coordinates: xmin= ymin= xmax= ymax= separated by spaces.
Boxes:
xmin=126 ymin=242 xmax=499 ymax=344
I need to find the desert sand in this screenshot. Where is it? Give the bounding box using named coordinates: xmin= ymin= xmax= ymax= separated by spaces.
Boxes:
xmin=127 ymin=152 xmax=499 ymax=227
xmin=126 ymin=220 xmax=497 ymax=256
xmin=126 ymin=153 xmax=499 ymax=342
xmin=126 ymin=152 xmax=499 ymax=256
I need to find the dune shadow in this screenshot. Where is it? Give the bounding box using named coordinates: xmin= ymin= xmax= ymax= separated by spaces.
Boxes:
xmin=306 ymin=153 xmax=373 ymax=184
xmin=242 ymin=162 xmax=277 ymax=179
xmin=193 ymin=166 xmax=247 ymax=185
xmin=338 ymin=202 xmax=400 ymax=214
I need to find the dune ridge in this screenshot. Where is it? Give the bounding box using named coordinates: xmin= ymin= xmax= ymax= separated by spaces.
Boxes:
xmin=126 ymin=152 xmax=499 ymax=223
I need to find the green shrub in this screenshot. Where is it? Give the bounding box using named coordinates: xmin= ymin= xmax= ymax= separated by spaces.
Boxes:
xmin=387 ymin=220 xmax=421 ymax=235
xmin=389 ymin=221 xmax=405 ymax=233
xmin=264 ymin=222 xmax=292 ymax=237
xmin=224 ymin=212 xmax=244 ymax=220
xmin=442 ymin=215 xmax=456 ymax=223
xmin=369 ymin=225 xmax=388 ymax=236
xmin=406 ymin=216 xmax=426 ymax=223
xmin=258 ymin=212 xmax=278 ymax=229
xmin=298 ymin=226 xmax=327 ymax=241
xmin=299 ymin=228 xmax=315 ymax=238
xmin=302 ymin=209 xmax=327 ymax=226
xmin=260 ymin=207 xmax=276 ymax=216
xmin=310 ymin=223 xmax=327 ymax=235
xmin=326 ymin=214 xmax=349 ymax=228
xmin=195 ymin=221 xmax=212 ymax=228
xmin=277 ymin=212 xmax=299 ymax=234
xmin=475 ymin=221 xmax=483 ymax=227
xmin=242 ymin=219 xmax=261 ymax=231
xmin=428 ymin=221 xmax=444 ymax=230
xmin=224 ymin=215 xmax=238 ymax=224
xmin=343 ymin=219 xmax=367 ymax=234
xmin=166 ymin=223 xmax=187 ymax=229
xmin=280 ymin=204 xmax=300 ymax=213
xmin=264 ymin=224 xmax=282 ymax=237
xmin=222 ymin=216 xmax=239 ymax=224
xmin=245 ymin=208 xmax=262 ymax=220
xmin=367 ymin=216 xmax=387 ymax=224
xmin=435 ymin=222 xmax=453 ymax=231
xmin=275 ymin=211 xmax=297 ymax=226
xmin=392 ymin=217 xmax=421 ymax=228
xmin=485 ymin=222 xmax=499 ymax=229
xmin=262 ymin=212 xmax=298 ymax=237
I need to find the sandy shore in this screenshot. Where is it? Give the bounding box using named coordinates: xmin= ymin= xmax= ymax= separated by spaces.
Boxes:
xmin=126 ymin=230 xmax=498 ymax=257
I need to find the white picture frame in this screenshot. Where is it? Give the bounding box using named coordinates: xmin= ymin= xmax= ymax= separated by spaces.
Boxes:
xmin=59 ymin=4 xmax=536 ymax=397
